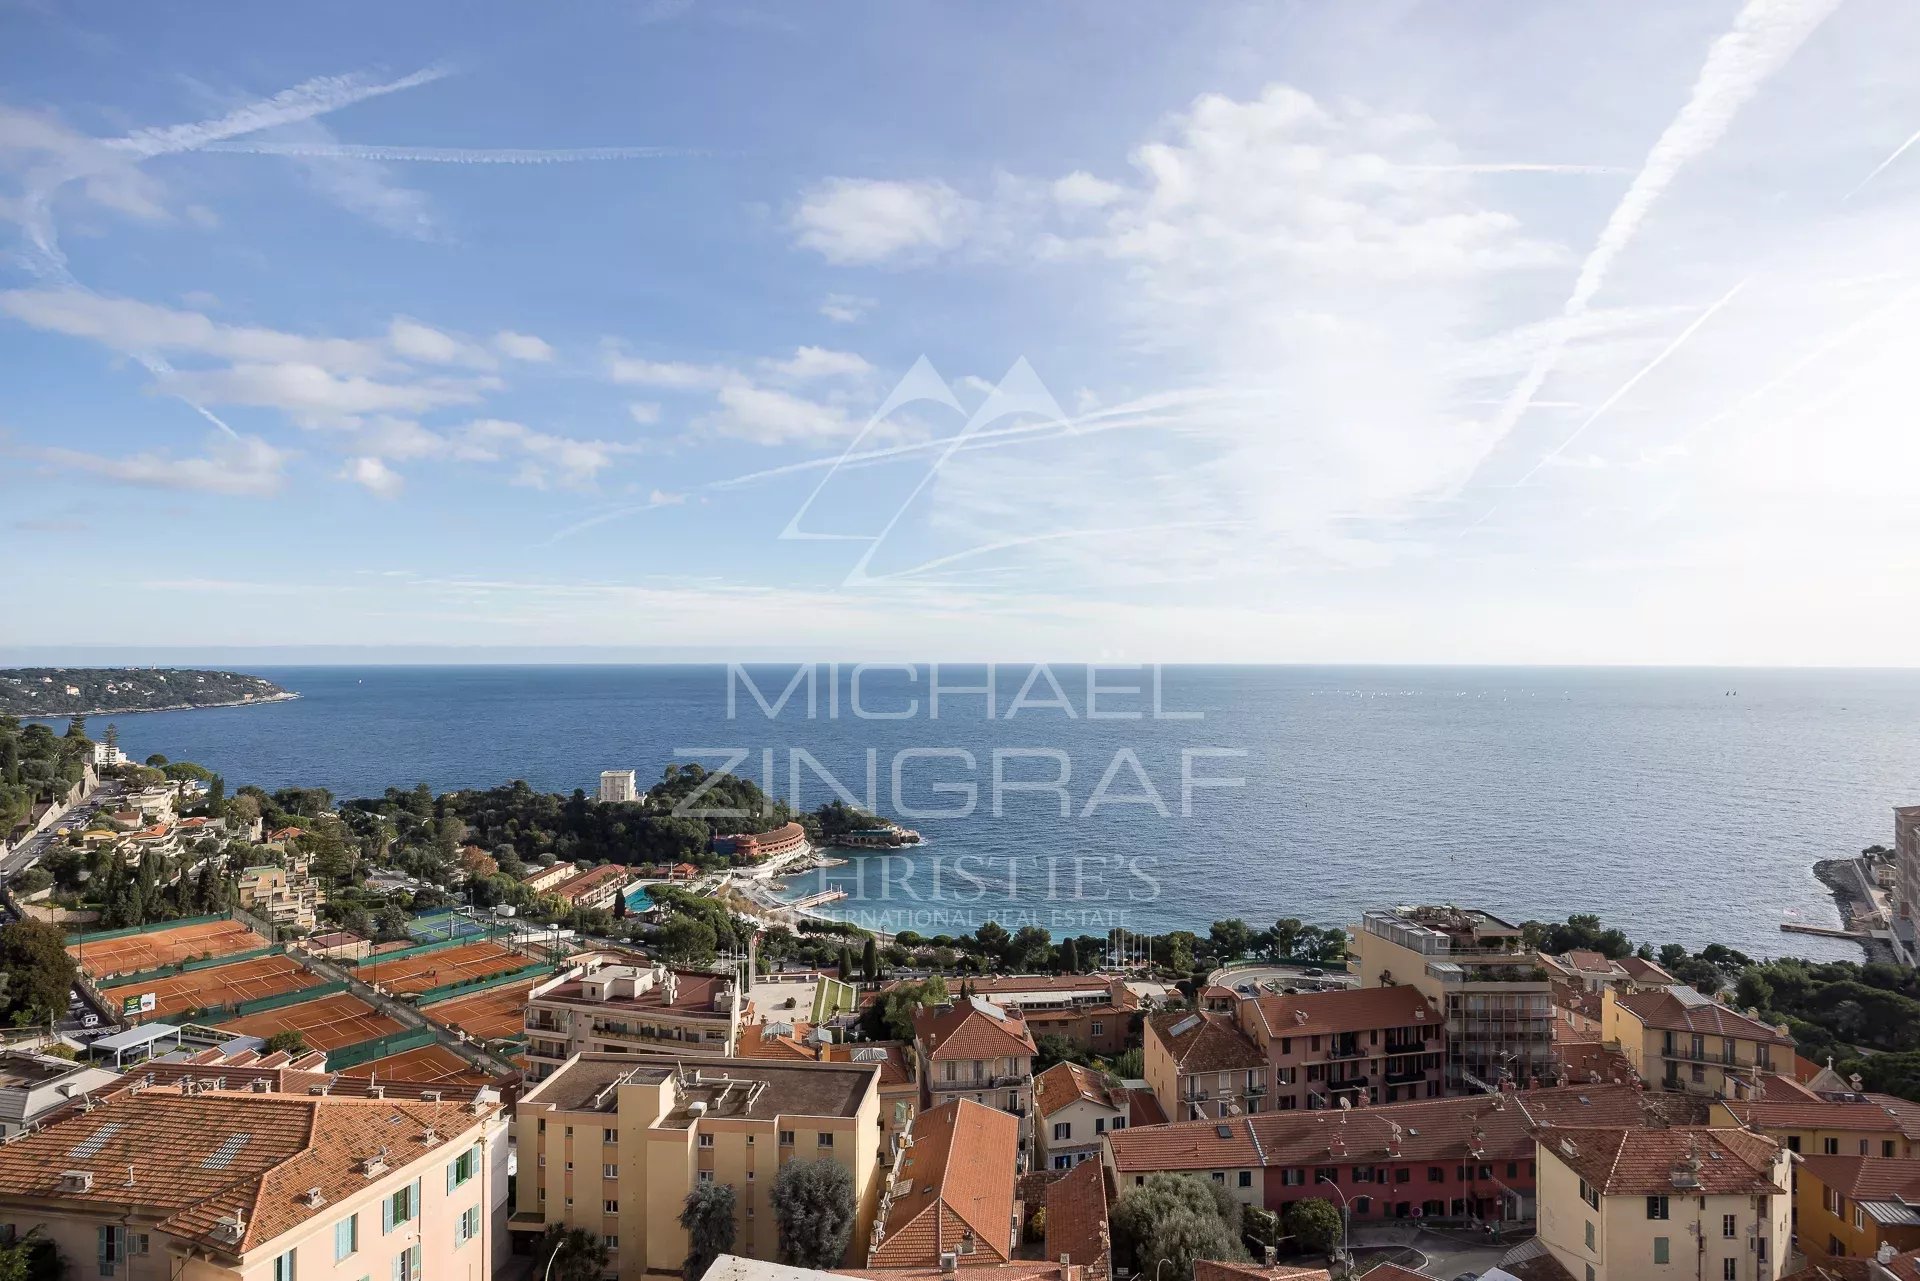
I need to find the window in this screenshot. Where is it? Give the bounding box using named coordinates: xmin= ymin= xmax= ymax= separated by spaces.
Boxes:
xmin=1654 ymin=1237 xmax=1670 ymax=1265
xmin=1885 ymin=1140 xmax=1898 ymax=1158
xmin=1238 ymin=1171 xmax=1252 ymax=1188
xmin=1647 ymin=1196 xmax=1669 ymax=1220
xmin=456 ymin=1206 xmax=481 ymax=1248
xmin=1090 ymin=1021 xmax=1103 ymax=1036
xmin=1054 ymin=1122 xmax=1071 ymax=1141
xmin=779 ymin=1130 xmax=795 ymax=1146
xmin=1823 ymin=1137 xmax=1840 ymax=1155
xmin=817 ymin=1133 xmax=834 ymax=1148
xmin=1860 ymin=1139 xmax=1871 ymax=1155
xmin=1579 ymin=1180 xmax=1599 ymax=1211
xmin=1094 ymin=1118 xmax=1106 ymax=1135
xmin=603 ymin=1128 xmax=617 ymax=1143
xmin=448 ymin=1143 xmax=481 ymax=1192
xmin=1315 ymin=1168 xmax=1337 ymax=1184
xmin=1211 ymin=1172 xmax=1224 ymax=1183
xmin=1282 ymin=1169 xmax=1304 ymax=1187
xmin=1854 ymin=1204 xmax=1866 ymax=1231
xmin=1722 ymin=1261 xmax=1736 ymax=1281
xmin=605 ymin=1236 xmax=619 ymax=1249
xmin=604 ymin=1200 xmax=619 ymax=1215
xmin=1786 ymin=1135 xmax=1801 ymax=1152
xmin=383 ymin=1180 xmax=421 ymax=1234
xmin=273 ymin=1251 xmax=296 ymax=1281
xmin=698 ymin=1171 xmax=714 ymax=1184
xmin=603 ymin=1163 xmax=618 ymax=1178
xmin=1723 ymin=1213 xmax=1737 ymax=1238
xmin=1053 ymin=1155 xmax=1071 ymax=1170
xmin=699 ymin=1134 xmax=714 ymax=1148
xmin=1584 ymin=1221 xmax=1595 ymax=1252
xmin=392 ymin=1244 xmax=421 ymax=1281
xmin=96 ymin=1228 xmax=148 ymax=1279
xmin=335 ymin=1215 xmax=359 ymax=1262
xmin=1427 ymin=1166 xmax=1445 ymax=1183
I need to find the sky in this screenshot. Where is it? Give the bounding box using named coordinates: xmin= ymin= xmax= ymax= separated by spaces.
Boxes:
xmin=4 ymin=0 xmax=1920 ymax=665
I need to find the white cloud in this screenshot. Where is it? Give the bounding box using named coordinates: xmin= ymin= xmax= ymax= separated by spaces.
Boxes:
xmin=451 ymin=418 xmax=635 ymax=488
xmin=790 ymin=178 xmax=977 ymax=265
xmin=1051 ymin=170 xmax=1123 ymax=208
xmin=388 ymin=316 xmax=494 ymax=368
xmin=698 ymin=384 xmax=862 ymax=445
xmin=819 ymin=293 xmax=874 ymax=323
xmin=339 ymin=455 xmax=404 ymax=497
xmin=627 ymin=402 xmax=662 ymax=425
xmin=764 ymin=345 xmax=872 ymax=380
xmin=0 ymin=289 xmax=389 ymax=374
xmin=162 ymin=362 xmax=488 ymax=419
xmin=494 ymin=330 xmax=555 ymax=362
xmin=22 ymin=431 xmax=288 ymax=496
xmin=604 ymin=352 xmax=736 ymax=389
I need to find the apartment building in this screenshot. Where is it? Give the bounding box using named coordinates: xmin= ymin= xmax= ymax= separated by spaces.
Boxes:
xmin=911 ymin=999 xmax=1036 ymax=1153
xmin=956 ymin=976 xmax=1140 ymax=1056
xmin=1532 ymin=1125 xmax=1790 ymax=1281
xmin=0 ymin=1052 xmax=119 ymax=1138
xmin=866 ymin=1098 xmax=1020 ymax=1269
xmin=510 ymin=1053 xmax=883 ymax=1278
xmin=1713 ymin=1090 xmax=1920 ymax=1161
xmin=547 ymin=864 xmax=633 ymax=913
xmin=1142 ymin=1012 xmax=1269 ymax=1122
xmin=523 ymin=862 xmax=581 ymax=895
xmin=237 ymin=856 xmax=327 ymax=933
xmin=1542 ymin=951 xmax=1630 ymax=995
xmin=1794 ymin=1157 xmax=1920 ymax=1262
xmin=1350 ymin=906 xmax=1557 ymax=1091
xmin=524 ymin=958 xmax=742 ymax=1080
xmin=735 ymin=1025 xmax=919 ymax=1145
xmin=599 ymin=770 xmax=638 ymax=804
xmin=1231 ymin=986 xmax=1445 ymax=1109
xmin=1893 ymin=805 xmax=1920 ymax=966
xmin=1033 ymin=1062 xmax=1132 ymax=1171
xmin=1602 ymin=986 xmax=1795 ymax=1099
xmin=1103 ymin=1081 xmax=1670 ymax=1225
xmin=0 ymin=1079 xmax=503 ymax=1281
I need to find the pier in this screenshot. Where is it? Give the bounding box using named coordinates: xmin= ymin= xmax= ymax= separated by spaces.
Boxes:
xmin=787 ymin=888 xmax=848 ymax=911
xmin=1780 ymin=922 xmax=1869 ymax=942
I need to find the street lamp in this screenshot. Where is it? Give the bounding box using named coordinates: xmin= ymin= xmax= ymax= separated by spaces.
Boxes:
xmin=1315 ymin=1181 xmax=1357 ymax=1275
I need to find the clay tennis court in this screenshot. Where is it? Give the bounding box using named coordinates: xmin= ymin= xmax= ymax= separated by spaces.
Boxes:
xmin=216 ymin=991 xmax=404 ymax=1052
xmin=100 ymin=952 xmax=321 ymax=1020
xmin=357 ymin=940 xmax=531 ymax=996
xmin=339 ymin=1043 xmax=498 ymax=1087
xmin=422 ymin=978 xmax=537 ymax=1042
xmin=68 ymin=918 xmax=270 ymax=980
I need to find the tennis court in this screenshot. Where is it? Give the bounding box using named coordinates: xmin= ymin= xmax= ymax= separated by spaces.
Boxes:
xmin=339 ymin=1043 xmax=498 ymax=1087
xmin=100 ymin=952 xmax=321 ymax=1020
xmin=216 ymin=991 xmax=404 ymax=1052
xmin=404 ymin=911 xmax=494 ymax=943
xmin=422 ymin=977 xmax=537 ymax=1042
xmin=68 ymin=918 xmax=270 ymax=980
xmin=358 ymin=940 xmax=530 ymax=996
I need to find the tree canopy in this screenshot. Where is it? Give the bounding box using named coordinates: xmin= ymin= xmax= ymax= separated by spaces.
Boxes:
xmin=770 ymin=1157 xmax=856 ymax=1269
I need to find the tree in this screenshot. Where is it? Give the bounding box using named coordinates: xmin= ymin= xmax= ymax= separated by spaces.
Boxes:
xmin=861 ymin=935 xmax=880 ymax=984
xmin=1283 ymin=1198 xmax=1342 ymax=1256
xmin=0 ymin=1227 xmax=63 ymax=1281
xmin=837 ymin=944 xmax=855 ymax=982
xmin=536 ymin=1226 xmax=609 ymax=1281
xmin=864 ymin=976 xmax=948 ymax=1041
xmin=770 ymin=1157 xmax=856 ymax=1269
xmin=0 ymin=919 xmax=78 ymax=1028
xmin=679 ymin=1182 xmax=737 ymax=1281
xmin=1208 ymin=919 xmax=1252 ymax=962
xmin=658 ymin=915 xmax=719 ymax=964
xmin=1111 ymin=1173 xmax=1246 ymax=1280
xmin=265 ymin=1030 xmax=307 ymax=1055
xmin=1034 ymin=1034 xmax=1087 ymax=1071
xmin=1060 ymin=937 xmax=1081 ymax=973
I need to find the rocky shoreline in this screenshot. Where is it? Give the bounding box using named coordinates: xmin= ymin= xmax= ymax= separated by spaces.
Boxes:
xmin=46 ymin=691 xmax=302 ymax=718
xmin=1810 ymin=857 xmax=1895 ymax=964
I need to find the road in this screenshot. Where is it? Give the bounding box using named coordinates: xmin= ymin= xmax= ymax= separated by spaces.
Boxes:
xmin=0 ymin=780 xmax=123 ymax=878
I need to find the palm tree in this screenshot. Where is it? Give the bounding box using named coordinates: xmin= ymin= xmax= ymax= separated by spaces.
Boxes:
xmin=680 ymin=1182 xmax=737 ymax=1281
xmin=537 ymin=1225 xmax=609 ymax=1281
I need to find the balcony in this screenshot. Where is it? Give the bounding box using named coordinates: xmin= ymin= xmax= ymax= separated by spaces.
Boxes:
xmin=1244 ymin=1083 xmax=1268 ymax=1096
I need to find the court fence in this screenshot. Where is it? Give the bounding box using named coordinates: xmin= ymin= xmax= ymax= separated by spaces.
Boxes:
xmin=97 ymin=943 xmax=286 ymax=992
xmin=327 ymin=1027 xmax=438 ymax=1070
xmin=64 ymin=912 xmax=230 ymax=947
xmin=412 ymin=962 xmax=552 ymax=1007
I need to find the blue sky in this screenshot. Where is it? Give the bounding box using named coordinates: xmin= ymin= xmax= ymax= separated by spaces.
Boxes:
xmin=5 ymin=1 xmax=1920 ymax=663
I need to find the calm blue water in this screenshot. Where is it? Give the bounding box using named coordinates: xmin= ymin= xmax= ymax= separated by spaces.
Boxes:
xmin=63 ymin=664 xmax=1920 ymax=957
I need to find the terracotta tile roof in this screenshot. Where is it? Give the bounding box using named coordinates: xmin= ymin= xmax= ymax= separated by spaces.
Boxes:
xmin=1145 ymin=1012 xmax=1266 ymax=1074
xmin=1108 ymin=1083 xmax=1658 ymax=1173
xmin=1562 ymin=950 xmax=1625 ymax=975
xmin=1877 ymin=1250 xmax=1920 ymax=1281
xmin=1612 ymin=988 xmax=1794 ymax=1045
xmin=549 ymin=863 xmax=630 ymax=901
xmin=914 ymin=1000 xmax=1037 ymax=1062
xmin=1776 ymin=1260 xmax=1879 ymax=1281
xmin=1246 ymin=986 xmax=1439 ymax=1041
xmin=1539 ymin=1125 xmax=1782 ymax=1196
xmin=0 ymin=1083 xmax=496 ymax=1255
xmin=1043 ymin=1156 xmax=1110 ymax=1281
xmin=1127 ymin=1089 xmax=1168 ymax=1127
xmin=738 ymin=1022 xmax=818 ymax=1062
xmin=1618 ymin=956 xmax=1677 ymax=984
xmin=869 ymin=1098 xmax=1020 ymax=1268
xmin=837 ymin=1265 xmax=1070 ymax=1281
xmin=1034 ymin=1062 xmax=1123 ymax=1121
xmin=823 ymin=1041 xmax=915 ymax=1089
xmin=1720 ymin=1095 xmax=1920 ymax=1141
xmin=1491 ymin=1238 xmax=1577 ymax=1281
xmin=1796 ymin=1155 xmax=1920 ymax=1202
xmin=1552 ymin=1040 xmax=1636 ymax=1087
xmin=1194 ymin=1262 xmax=1331 ymax=1281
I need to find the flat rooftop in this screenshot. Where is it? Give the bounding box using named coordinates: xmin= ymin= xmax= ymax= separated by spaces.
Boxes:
xmin=528 ymin=1053 xmax=874 ymax=1122
xmin=0 ymin=1052 xmax=86 ymax=1090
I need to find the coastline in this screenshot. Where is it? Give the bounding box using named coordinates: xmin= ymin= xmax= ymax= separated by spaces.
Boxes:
xmin=13 ymin=690 xmax=301 ymax=719
xmin=1810 ymin=856 xmax=1895 ymax=964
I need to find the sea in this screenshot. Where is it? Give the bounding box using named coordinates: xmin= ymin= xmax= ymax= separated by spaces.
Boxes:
xmin=55 ymin=664 xmax=1920 ymax=959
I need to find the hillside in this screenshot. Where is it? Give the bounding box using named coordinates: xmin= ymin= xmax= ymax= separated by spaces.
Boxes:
xmin=0 ymin=667 xmax=295 ymax=717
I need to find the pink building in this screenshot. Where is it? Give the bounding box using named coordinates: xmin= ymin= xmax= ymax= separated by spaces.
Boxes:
xmin=1231 ymin=986 xmax=1445 ymax=1109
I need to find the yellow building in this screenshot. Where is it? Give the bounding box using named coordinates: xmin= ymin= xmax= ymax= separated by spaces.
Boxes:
xmin=1601 ymin=986 xmax=1795 ymax=1099
xmin=1792 ymin=1157 xmax=1920 ymax=1263
xmin=1348 ymin=906 xmax=1557 ymax=1091
xmin=1533 ymin=1125 xmax=1791 ymax=1281
xmin=0 ymin=1079 xmax=503 ymax=1281
xmin=510 ymin=1053 xmax=883 ymax=1279
xmin=1712 ymin=1091 xmax=1920 ymax=1163
xmin=524 ymin=957 xmax=743 ymax=1081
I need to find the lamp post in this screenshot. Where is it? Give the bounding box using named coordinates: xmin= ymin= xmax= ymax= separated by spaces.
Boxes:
xmin=1316 ymin=1181 xmax=1356 ymax=1276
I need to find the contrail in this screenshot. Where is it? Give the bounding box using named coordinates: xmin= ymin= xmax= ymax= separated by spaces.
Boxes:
xmin=1483 ymin=0 xmax=1841 ymax=443
xmin=104 ymin=66 xmax=450 ymax=160
xmin=1509 ymin=277 xmax=1749 ymax=487
xmin=1846 ymin=126 xmax=1920 ymax=201
xmin=198 ymin=141 xmax=705 ymax=164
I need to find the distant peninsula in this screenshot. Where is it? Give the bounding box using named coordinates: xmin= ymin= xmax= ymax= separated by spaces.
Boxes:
xmin=0 ymin=667 xmax=296 ymax=717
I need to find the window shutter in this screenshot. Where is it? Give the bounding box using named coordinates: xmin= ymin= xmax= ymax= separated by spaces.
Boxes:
xmin=382 ymin=1196 xmax=395 ymax=1235
xmin=447 ymin=1161 xmax=457 ymax=1195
